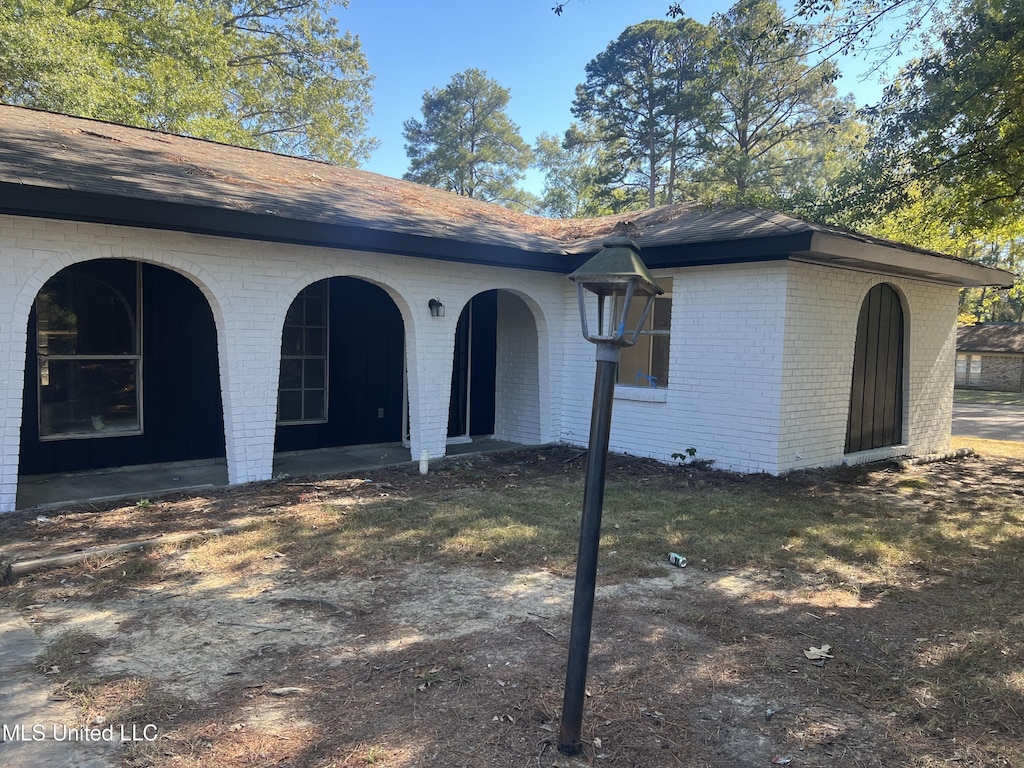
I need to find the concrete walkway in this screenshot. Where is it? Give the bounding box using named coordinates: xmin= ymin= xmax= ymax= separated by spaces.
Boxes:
xmin=15 ymin=438 xmax=520 ymax=511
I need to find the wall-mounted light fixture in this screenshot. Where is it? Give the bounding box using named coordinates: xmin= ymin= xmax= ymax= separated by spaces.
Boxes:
xmin=428 ymin=298 xmax=445 ymax=318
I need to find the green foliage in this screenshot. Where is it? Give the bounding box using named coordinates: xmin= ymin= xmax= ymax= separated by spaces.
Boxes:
xmin=572 ymin=18 xmax=715 ymax=209
xmin=687 ymin=0 xmax=851 ymax=207
xmin=843 ymin=0 xmax=1024 ymax=232
xmin=569 ymin=0 xmax=856 ymax=212
xmin=533 ymin=125 xmax=617 ymax=218
xmin=402 ymin=68 xmax=535 ymax=209
xmin=0 ymin=0 xmax=377 ymax=165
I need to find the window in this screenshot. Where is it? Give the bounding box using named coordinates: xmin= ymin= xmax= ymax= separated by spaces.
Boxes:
xmin=278 ymin=282 xmax=328 ymax=424
xmin=36 ymin=263 xmax=142 ymax=439
xmin=617 ymin=277 xmax=672 ymax=388
xmin=956 ymin=353 xmax=982 ymax=386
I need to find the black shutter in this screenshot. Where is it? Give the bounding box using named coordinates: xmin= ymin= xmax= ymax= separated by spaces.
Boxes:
xmin=846 ymin=284 xmax=905 ymax=453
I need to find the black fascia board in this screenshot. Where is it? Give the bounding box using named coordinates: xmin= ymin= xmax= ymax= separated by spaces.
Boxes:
xmin=565 ymin=233 xmax=815 ymax=271
xmin=2 ymin=182 xmax=819 ymax=274
xmin=0 ymin=183 xmax=572 ymax=273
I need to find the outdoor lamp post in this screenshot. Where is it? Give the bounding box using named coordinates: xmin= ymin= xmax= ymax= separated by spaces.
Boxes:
xmin=558 ymin=236 xmax=663 ymax=756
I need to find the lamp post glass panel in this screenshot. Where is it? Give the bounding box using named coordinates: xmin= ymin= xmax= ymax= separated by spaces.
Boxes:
xmin=559 ymin=237 xmax=662 ymax=756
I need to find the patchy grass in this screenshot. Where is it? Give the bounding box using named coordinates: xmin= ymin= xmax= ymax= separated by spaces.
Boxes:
xmin=4 ymin=447 xmax=1024 ymax=767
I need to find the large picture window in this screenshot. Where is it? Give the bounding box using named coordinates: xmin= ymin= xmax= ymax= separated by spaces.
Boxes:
xmin=36 ymin=262 xmax=142 ymax=439
xmin=617 ymin=277 xmax=672 ymax=388
xmin=278 ymin=281 xmax=329 ymax=424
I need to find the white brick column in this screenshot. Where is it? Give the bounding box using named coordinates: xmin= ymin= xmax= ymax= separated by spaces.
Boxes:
xmin=0 ymin=305 xmax=28 ymax=513
xmin=0 ymin=235 xmax=70 ymax=513
xmin=406 ymin=305 xmax=456 ymax=462
xmin=214 ymin=298 xmax=286 ymax=485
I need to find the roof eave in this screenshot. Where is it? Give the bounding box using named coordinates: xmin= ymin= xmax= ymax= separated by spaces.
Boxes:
xmin=0 ymin=183 xmax=572 ymax=272
xmin=798 ymin=231 xmax=1016 ymax=288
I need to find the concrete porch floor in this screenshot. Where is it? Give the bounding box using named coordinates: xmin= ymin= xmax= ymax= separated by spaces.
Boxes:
xmin=15 ymin=438 xmax=522 ymax=511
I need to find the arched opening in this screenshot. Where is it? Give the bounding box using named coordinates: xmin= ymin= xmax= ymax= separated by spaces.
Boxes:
xmin=448 ymin=291 xmax=497 ymax=441
xmin=19 ymin=259 xmax=225 ymax=474
xmin=274 ymin=277 xmax=405 ymax=452
xmin=845 ymin=283 xmax=905 ymax=453
xmin=448 ymin=290 xmax=541 ymax=446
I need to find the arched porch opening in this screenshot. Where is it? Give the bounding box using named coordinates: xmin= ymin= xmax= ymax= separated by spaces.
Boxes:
xmin=448 ymin=290 xmax=541 ymax=447
xmin=274 ymin=277 xmax=405 ymax=453
xmin=19 ymin=259 xmax=225 ymax=476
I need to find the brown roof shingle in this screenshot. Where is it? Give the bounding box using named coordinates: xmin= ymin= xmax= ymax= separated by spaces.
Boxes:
xmin=0 ymin=105 xmax=1015 ymax=288
xmin=958 ymin=323 xmax=1024 ymax=354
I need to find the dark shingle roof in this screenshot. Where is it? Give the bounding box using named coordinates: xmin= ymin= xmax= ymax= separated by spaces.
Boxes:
xmin=958 ymin=323 xmax=1024 ymax=354
xmin=0 ymin=105 xmax=1014 ymax=286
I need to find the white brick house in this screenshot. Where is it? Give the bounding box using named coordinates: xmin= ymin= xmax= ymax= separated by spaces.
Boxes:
xmin=0 ymin=107 xmax=1013 ymax=512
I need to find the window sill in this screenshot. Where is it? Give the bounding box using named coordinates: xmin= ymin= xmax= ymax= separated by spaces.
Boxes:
xmin=614 ymin=386 xmax=668 ymax=403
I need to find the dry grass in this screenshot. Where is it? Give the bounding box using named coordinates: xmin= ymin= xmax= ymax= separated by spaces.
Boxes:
xmin=952 ymin=435 xmax=1024 ymax=459
xmin=3 ymin=446 xmax=1024 ymax=767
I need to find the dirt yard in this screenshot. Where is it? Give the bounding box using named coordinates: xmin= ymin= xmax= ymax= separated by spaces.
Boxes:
xmin=1 ymin=447 xmax=1022 ymax=768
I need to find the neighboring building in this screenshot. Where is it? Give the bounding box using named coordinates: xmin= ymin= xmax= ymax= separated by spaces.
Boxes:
xmin=0 ymin=106 xmax=1014 ymax=512
xmin=956 ymin=323 xmax=1024 ymax=392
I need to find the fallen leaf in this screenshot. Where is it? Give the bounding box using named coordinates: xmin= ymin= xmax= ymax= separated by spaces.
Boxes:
xmin=267 ymin=687 xmax=305 ymax=697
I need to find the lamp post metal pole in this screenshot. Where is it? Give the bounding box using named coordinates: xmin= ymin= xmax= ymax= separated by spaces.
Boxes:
xmin=558 ymin=341 xmax=620 ymax=756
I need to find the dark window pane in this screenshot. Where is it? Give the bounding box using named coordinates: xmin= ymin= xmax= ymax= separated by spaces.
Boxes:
xmin=652 ymin=336 xmax=670 ymax=386
xmin=278 ymin=390 xmax=303 ymax=422
xmin=305 ymin=296 xmax=326 ymax=326
xmin=653 ymin=297 xmax=672 ymax=331
xmin=37 ymin=273 xmax=136 ymax=356
xmin=39 ymin=359 xmax=139 ymax=437
xmin=304 ymin=359 xmax=325 ymax=388
xmin=303 ymin=390 xmax=325 ymax=421
xmin=281 ymin=327 xmax=303 ymax=356
xmin=304 ymin=328 xmax=325 ymax=356
xmin=280 ymin=359 xmax=302 ymax=389
xmin=278 ymin=282 xmax=329 ymax=424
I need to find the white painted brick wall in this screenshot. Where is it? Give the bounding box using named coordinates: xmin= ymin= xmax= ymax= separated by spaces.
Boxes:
xmin=559 ymin=263 xmax=790 ymax=473
xmin=0 ymin=215 xmax=564 ymax=512
xmin=493 ymin=292 xmax=542 ymax=444
xmin=561 ymin=260 xmax=959 ymax=475
xmin=0 ymin=211 xmax=966 ymax=511
xmin=779 ymin=261 xmax=959 ymax=471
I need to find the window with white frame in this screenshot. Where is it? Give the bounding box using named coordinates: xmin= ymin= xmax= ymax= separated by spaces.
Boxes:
xmin=616 ymin=277 xmax=672 ymax=388
xmin=277 ymin=281 xmax=329 ymax=424
xmin=36 ymin=263 xmax=142 ymax=439
xmin=955 ymin=353 xmax=983 ymax=386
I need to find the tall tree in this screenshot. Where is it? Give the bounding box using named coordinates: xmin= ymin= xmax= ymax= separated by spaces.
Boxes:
xmin=843 ymin=0 xmax=1024 ymax=232
xmin=572 ymin=18 xmax=714 ymax=209
xmin=688 ymin=0 xmax=849 ymax=205
xmin=0 ymin=0 xmax=376 ymax=166
xmin=402 ymin=68 xmax=534 ymax=208
xmin=533 ymin=124 xmax=623 ymax=218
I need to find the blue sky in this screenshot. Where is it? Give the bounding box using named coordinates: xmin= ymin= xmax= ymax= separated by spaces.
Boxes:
xmin=340 ymin=0 xmax=897 ymax=192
